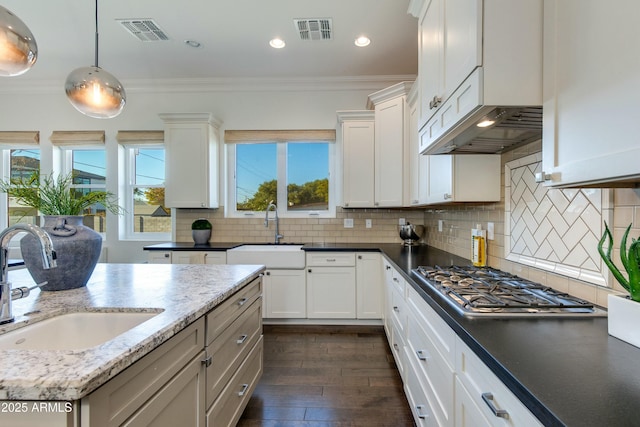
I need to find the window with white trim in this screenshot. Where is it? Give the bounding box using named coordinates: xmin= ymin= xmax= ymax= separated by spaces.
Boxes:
xmin=225 ymin=129 xmax=336 ymax=218
xmin=0 ymin=131 xmax=41 ymax=228
xmin=55 ymin=131 xmax=109 ymax=234
xmin=118 ymin=131 xmax=170 ymax=240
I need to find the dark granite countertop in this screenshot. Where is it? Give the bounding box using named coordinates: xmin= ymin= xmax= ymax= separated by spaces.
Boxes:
xmin=143 ymin=241 xmax=636 ymax=426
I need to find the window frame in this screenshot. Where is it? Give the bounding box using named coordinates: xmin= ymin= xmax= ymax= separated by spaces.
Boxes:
xmin=226 ymin=140 xmax=336 ymax=219
xmin=122 ymin=143 xmax=171 ymax=241
xmin=0 ymin=146 xmax=41 ymax=229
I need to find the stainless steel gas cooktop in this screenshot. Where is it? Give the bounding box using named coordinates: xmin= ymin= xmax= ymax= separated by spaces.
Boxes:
xmin=412 ymin=266 xmax=607 ymax=318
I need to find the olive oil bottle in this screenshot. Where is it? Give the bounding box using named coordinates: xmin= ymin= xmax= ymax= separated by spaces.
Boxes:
xmin=471 ymin=224 xmax=487 ymax=267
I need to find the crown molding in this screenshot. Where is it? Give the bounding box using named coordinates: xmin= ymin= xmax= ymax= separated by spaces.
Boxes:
xmin=0 ymin=75 xmax=418 ymax=95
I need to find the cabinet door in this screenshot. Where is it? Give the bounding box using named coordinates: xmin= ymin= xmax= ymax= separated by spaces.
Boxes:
xmin=306 ymin=267 xmax=356 ymax=318
xmin=408 ymin=88 xmax=429 ymax=206
xmin=172 ymin=251 xmax=205 ymax=264
xmin=443 ymin=0 xmax=482 ymax=97
xmin=342 ymin=119 xmax=375 ymax=208
xmin=541 ymin=0 xmax=640 ymax=187
xmin=203 ymin=252 xmax=226 ymax=265
xmin=123 ymin=351 xmax=206 ymax=427
xmin=263 ymin=269 xmax=306 ymax=318
xmin=162 ymin=113 xmax=219 ymax=209
xmin=148 ymin=251 xmax=172 ymax=264
xmin=427 ymin=155 xmax=453 ymax=204
xmin=454 ymin=377 xmax=492 ymax=427
xmin=419 ymin=0 xmax=444 ymax=127
xmin=356 ymin=253 xmax=382 ymax=319
xmin=375 ymin=96 xmax=407 ymax=207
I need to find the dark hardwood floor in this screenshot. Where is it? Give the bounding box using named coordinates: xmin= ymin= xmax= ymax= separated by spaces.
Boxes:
xmin=237 ymin=325 xmax=416 ymax=427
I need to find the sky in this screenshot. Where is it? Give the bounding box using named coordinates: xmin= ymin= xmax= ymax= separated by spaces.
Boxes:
xmin=235 ymin=143 xmax=328 ymax=203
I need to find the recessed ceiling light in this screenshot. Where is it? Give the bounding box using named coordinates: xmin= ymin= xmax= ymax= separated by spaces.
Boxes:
xmin=269 ymin=38 xmax=286 ymax=49
xmin=184 ymin=40 xmax=201 ymax=48
xmin=354 ymin=36 xmax=370 ymax=47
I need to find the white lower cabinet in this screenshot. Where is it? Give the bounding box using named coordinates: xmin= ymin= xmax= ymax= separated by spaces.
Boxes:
xmin=263 ymin=269 xmax=306 ymax=318
xmin=147 ymin=251 xmax=226 ymax=264
xmin=382 ymin=263 xmax=542 ymax=427
xmin=173 ymin=251 xmax=227 ymax=265
xmin=356 ymin=253 xmax=382 ymax=318
xmin=306 ymin=252 xmax=356 ymax=318
xmin=455 ymin=338 xmax=542 ymax=427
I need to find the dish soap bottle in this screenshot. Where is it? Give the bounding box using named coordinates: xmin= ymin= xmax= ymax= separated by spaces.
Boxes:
xmin=471 ymin=224 xmax=487 ymax=267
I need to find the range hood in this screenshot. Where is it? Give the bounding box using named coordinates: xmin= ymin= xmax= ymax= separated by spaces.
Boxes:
xmin=423 ymin=106 xmax=542 ymax=154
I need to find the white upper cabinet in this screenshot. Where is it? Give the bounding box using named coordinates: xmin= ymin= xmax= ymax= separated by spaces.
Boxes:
xmin=411 ymin=0 xmax=543 ymax=154
xmin=160 ymin=113 xmax=221 ymax=208
xmin=338 ymin=111 xmax=375 ymax=208
xmin=368 ymin=82 xmax=413 ymax=207
xmin=407 ymin=82 xmax=430 ymax=206
xmin=426 ymin=154 xmax=500 ymax=204
xmin=541 ymin=0 xmax=640 ymax=187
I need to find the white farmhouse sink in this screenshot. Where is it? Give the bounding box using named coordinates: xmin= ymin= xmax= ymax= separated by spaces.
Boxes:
xmin=0 ymin=310 xmax=163 ymax=351
xmin=227 ymin=244 xmax=305 ymax=269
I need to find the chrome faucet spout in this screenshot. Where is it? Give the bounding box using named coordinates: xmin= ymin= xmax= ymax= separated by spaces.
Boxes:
xmin=264 ymin=201 xmax=284 ymax=244
xmin=0 ymin=224 xmax=57 ymax=324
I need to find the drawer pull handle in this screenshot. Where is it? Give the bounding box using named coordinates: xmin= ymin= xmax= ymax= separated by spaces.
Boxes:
xmin=415 ymin=404 xmax=429 ymax=419
xmin=237 ymin=297 xmax=248 ymax=306
xmin=393 ymin=306 xmax=400 ymax=312
xmin=238 ymin=383 xmax=249 ymax=397
xmin=237 ymin=334 xmax=248 ymax=345
xmin=416 ymin=350 xmax=428 ymax=361
xmin=482 ymin=392 xmax=509 ymax=419
xmin=326 ymin=258 xmax=336 ymax=262
xmin=393 ymin=343 xmax=399 ymax=351
xmin=202 ymin=356 xmax=212 ymax=368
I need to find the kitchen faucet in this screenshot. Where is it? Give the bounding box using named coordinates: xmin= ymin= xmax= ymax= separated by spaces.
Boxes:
xmin=0 ymin=224 xmax=57 ymax=324
xmin=264 ymin=200 xmax=284 ymax=244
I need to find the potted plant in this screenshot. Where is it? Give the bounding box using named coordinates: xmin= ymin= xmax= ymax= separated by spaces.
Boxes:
xmin=598 ymin=222 xmax=640 ymax=347
xmin=191 ymin=218 xmax=212 ymax=245
xmin=0 ymin=171 xmax=122 ymax=291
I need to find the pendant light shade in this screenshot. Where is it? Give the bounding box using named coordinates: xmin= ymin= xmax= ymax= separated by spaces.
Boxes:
xmin=0 ymin=5 xmax=38 ymax=76
xmin=65 ymin=0 xmax=125 ymax=119
xmin=65 ymin=66 xmax=126 ymax=119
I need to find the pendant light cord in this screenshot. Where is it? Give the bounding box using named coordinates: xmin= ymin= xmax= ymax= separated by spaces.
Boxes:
xmin=94 ymin=0 xmax=99 ymax=68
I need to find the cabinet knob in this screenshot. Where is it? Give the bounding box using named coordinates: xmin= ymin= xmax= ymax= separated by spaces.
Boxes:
xmin=429 ymin=95 xmax=442 ymax=109
xmin=535 ymin=171 xmax=551 ymax=183
xmin=164 ymin=253 xmax=170 ymax=258
xmin=201 ymin=356 xmax=212 ymax=367
xmin=308 ymin=269 xmax=312 ymax=273
xmin=358 ymin=255 xmax=362 ymax=260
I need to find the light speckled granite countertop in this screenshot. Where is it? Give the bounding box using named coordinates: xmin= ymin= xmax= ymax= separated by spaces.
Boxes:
xmin=0 ymin=263 xmax=264 ymax=401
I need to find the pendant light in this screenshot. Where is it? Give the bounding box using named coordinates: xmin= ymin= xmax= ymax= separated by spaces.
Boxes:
xmin=0 ymin=5 xmax=37 ymax=76
xmin=65 ymin=0 xmax=125 ymax=119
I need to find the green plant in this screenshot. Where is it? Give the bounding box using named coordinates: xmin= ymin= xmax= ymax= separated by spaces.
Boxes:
xmin=598 ymin=222 xmax=640 ymax=301
xmin=191 ymin=218 xmax=212 ymax=230
xmin=0 ymin=171 xmax=123 ymax=216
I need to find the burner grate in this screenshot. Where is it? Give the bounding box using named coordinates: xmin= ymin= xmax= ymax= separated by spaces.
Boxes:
xmin=413 ymin=265 xmax=603 ymax=317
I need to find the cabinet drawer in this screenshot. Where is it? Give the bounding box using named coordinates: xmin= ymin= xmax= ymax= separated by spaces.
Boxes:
xmin=205 ymin=298 xmax=262 ymax=408
xmin=389 ymin=284 xmax=407 ymax=337
xmin=407 ymin=286 xmax=455 ymax=363
xmin=206 ymin=336 xmax=264 ymax=427
xmin=406 ymin=309 xmax=454 ymax=426
xmin=82 ymin=318 xmax=205 ymax=427
xmin=456 ymin=338 xmax=542 ymax=426
xmin=390 ymin=320 xmax=406 ymax=381
xmin=419 ymin=68 xmax=482 ymax=155
xmin=404 ymin=350 xmax=438 ymax=427
xmin=203 ymin=252 xmax=226 ymax=264
xmin=306 ymin=252 xmax=356 ymax=267
xmin=206 ymin=276 xmax=262 ymax=345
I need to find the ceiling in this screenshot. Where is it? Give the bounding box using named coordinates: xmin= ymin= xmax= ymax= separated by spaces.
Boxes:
xmin=1 ymin=0 xmax=418 ymax=85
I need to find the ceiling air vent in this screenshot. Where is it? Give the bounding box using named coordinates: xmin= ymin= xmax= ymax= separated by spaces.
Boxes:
xmin=117 ymin=19 xmax=170 ymax=42
xmin=294 ymin=18 xmax=332 ymax=41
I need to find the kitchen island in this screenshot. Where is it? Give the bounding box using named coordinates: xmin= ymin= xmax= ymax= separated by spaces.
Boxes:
xmin=0 ymin=263 xmax=264 ymax=426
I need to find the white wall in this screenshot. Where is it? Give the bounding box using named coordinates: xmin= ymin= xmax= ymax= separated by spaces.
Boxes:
xmin=0 ymin=77 xmax=412 ymax=262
